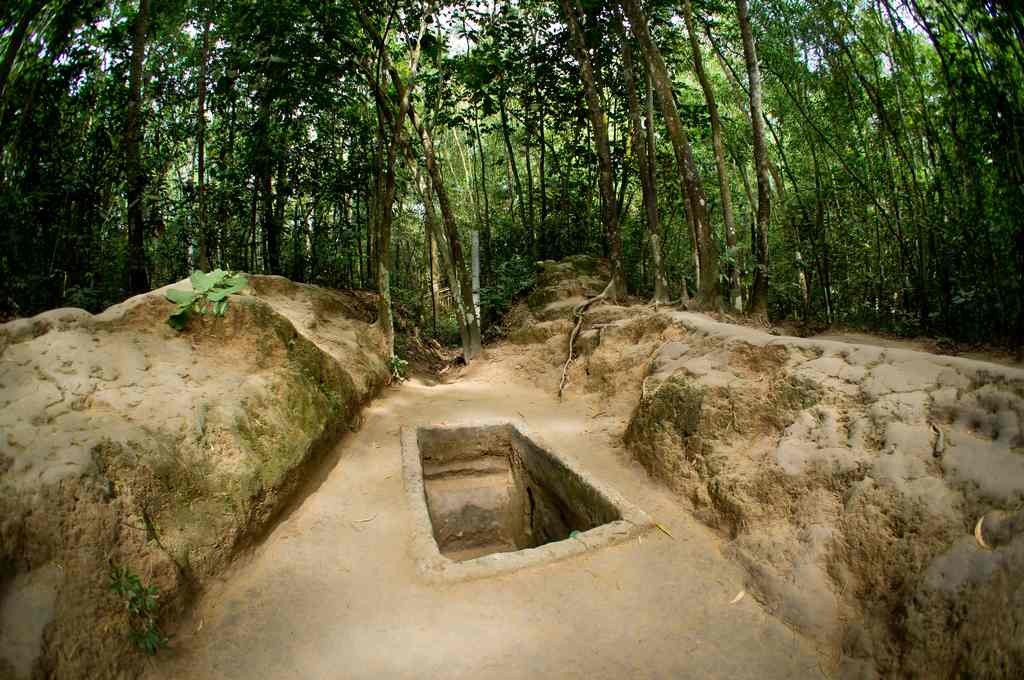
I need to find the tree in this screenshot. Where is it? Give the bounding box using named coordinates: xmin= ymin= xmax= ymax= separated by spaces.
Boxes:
xmin=682 ymin=0 xmax=739 ymax=309
xmin=558 ymin=0 xmax=625 ymax=299
xmin=620 ymin=0 xmax=720 ymax=307
xmin=736 ymin=0 xmax=770 ymax=318
xmin=0 ymin=0 xmax=1021 ymax=352
xmin=618 ymin=23 xmax=669 ymax=303
xmin=196 ymin=9 xmax=211 ymax=271
xmin=126 ymin=0 xmax=152 ymax=295
xmin=352 ymin=1 xmax=427 ymax=358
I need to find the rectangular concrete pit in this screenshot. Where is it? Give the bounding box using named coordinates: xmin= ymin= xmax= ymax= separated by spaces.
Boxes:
xmin=402 ymin=422 xmax=653 ymax=581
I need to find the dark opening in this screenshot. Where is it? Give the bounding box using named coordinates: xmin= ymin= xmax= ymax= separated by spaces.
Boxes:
xmin=416 ymin=424 xmax=622 ymax=562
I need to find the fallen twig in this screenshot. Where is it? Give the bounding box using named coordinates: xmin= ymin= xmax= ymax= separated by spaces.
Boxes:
xmin=558 ymin=292 xmax=606 ymax=399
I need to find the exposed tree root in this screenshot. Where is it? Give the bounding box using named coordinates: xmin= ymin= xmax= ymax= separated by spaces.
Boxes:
xmin=558 ymin=292 xmax=607 ymax=399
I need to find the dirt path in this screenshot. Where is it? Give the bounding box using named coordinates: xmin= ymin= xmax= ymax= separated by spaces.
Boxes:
xmin=147 ymin=351 xmax=823 ymax=680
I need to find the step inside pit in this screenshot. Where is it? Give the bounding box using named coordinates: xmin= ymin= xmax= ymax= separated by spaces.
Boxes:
xmin=413 ymin=424 xmax=626 ymax=562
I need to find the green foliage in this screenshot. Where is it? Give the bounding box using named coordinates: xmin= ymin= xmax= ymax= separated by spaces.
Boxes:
xmin=1 ymin=0 xmax=1021 ymax=350
xmin=108 ymin=564 xmax=168 ymax=656
xmin=389 ymin=354 xmax=410 ymax=382
xmin=165 ymin=270 xmax=248 ymax=330
xmin=480 ymin=255 xmax=536 ymax=318
xmin=430 ymin=313 xmax=464 ymax=348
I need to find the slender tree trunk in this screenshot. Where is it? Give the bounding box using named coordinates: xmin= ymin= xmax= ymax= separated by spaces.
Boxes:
xmin=498 ymin=92 xmax=531 ymax=251
xmin=428 ymin=204 xmax=439 ymax=335
xmin=683 ymin=0 xmax=739 ymax=309
xmin=406 ymin=149 xmax=460 ymax=342
xmin=559 ymin=0 xmax=626 ymax=298
xmin=354 ymin=6 xmax=428 ymax=358
xmin=375 ymin=142 xmax=397 ymax=353
xmin=270 ymin=154 xmax=286 ymax=274
xmin=620 ymin=32 xmax=669 ymax=302
xmin=736 ymin=0 xmax=770 ymax=318
xmin=126 ymin=0 xmax=151 ymax=294
xmin=256 ymin=91 xmax=273 ymax=274
xmin=524 ymin=115 xmax=537 ymax=259
xmin=538 ymin=105 xmax=548 ymax=255
xmin=409 ymin=107 xmax=483 ymax=360
xmin=196 ymin=15 xmax=211 ymax=271
xmin=248 ymin=181 xmax=257 ymax=271
xmin=472 ymin=104 xmax=493 ymax=285
xmin=642 ymin=62 xmax=671 ymax=301
xmin=621 ymin=0 xmax=719 ymax=306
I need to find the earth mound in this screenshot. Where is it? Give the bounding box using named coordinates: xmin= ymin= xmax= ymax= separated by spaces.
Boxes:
xmin=0 ymin=276 xmax=389 ymax=679
xmin=505 ymin=256 xmax=1024 ymax=678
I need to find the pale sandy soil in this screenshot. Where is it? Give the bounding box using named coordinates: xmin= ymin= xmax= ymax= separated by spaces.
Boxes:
xmin=812 ymin=331 xmax=1023 ymax=369
xmin=145 ymin=351 xmax=824 ymax=680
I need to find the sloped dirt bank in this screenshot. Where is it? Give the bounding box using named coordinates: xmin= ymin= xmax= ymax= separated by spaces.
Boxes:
xmin=509 ymin=256 xmax=1024 ymax=678
xmin=0 ymin=277 xmax=389 ymax=679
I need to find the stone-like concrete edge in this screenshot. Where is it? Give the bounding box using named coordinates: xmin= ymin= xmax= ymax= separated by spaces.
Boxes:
xmin=400 ymin=419 xmax=654 ymax=584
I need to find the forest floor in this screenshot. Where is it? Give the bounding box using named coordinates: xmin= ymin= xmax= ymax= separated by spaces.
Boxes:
xmin=144 ymin=350 xmax=825 ymax=680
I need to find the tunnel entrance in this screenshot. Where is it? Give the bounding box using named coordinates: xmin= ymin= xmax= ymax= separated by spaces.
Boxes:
xmin=413 ymin=424 xmax=625 ymax=562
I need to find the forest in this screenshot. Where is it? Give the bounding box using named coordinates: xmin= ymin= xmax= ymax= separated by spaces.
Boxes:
xmin=1 ymin=0 xmax=1023 ymax=355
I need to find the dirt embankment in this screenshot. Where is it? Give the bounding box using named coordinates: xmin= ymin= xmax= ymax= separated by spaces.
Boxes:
xmin=508 ymin=256 xmax=1024 ymax=678
xmin=0 ymin=277 xmax=389 ymax=679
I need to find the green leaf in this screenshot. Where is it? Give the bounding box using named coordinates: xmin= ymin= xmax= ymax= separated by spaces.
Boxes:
xmin=165 ymin=288 xmax=198 ymax=305
xmin=218 ymin=277 xmax=248 ymax=296
xmin=214 ymin=299 xmax=228 ymax=316
xmin=190 ymin=269 xmax=226 ymax=293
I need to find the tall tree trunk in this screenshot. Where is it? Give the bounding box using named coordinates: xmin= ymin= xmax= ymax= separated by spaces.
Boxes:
xmin=538 ymin=104 xmax=548 ymax=256
xmin=472 ymin=104 xmax=493 ymax=285
xmin=620 ymin=31 xmax=669 ymax=302
xmin=256 ymin=91 xmax=273 ymax=273
xmin=270 ymin=154 xmax=286 ymax=274
xmin=355 ymin=6 xmax=428 ymax=357
xmin=736 ymin=0 xmax=771 ymax=318
xmin=498 ymin=92 xmax=530 ymax=249
xmin=524 ymin=115 xmax=537 ymax=260
xmin=683 ymin=0 xmax=739 ymax=309
xmin=643 ymin=62 xmax=670 ymax=301
xmin=621 ymin=0 xmax=720 ymax=307
xmin=559 ymin=0 xmax=626 ymax=299
xmin=409 ymin=107 xmax=483 ymax=360
xmin=125 ymin=0 xmax=151 ymax=294
xmin=405 ymin=148 xmax=458 ymax=342
xmin=196 ymin=15 xmax=210 ymax=271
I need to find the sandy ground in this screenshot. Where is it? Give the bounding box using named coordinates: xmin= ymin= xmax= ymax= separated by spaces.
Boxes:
xmin=146 ymin=351 xmax=823 ymax=680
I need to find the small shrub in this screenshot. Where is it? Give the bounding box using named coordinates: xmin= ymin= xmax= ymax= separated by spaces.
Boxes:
xmin=109 ymin=564 xmax=168 ymax=655
xmin=389 ymin=354 xmax=409 ymax=382
xmin=481 ymin=255 xmax=536 ymax=319
xmin=165 ymin=269 xmax=248 ymax=330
